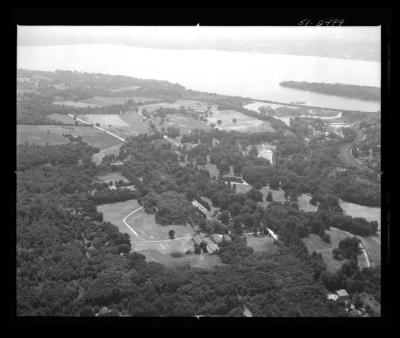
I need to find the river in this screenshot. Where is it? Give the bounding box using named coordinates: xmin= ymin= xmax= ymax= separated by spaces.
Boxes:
xmin=18 ymin=44 xmax=380 ymax=112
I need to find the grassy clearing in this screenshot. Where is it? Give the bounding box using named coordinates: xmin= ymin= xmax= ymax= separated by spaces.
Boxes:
xmin=208 ymin=109 xmax=275 ymax=133
xmin=154 ymin=115 xmax=210 ymax=134
xmin=39 ymin=125 xmax=122 ymax=149
xmin=91 ymin=144 xmax=122 ymax=165
xmin=246 ymin=235 xmax=277 ymax=253
xmin=140 ymin=249 xmax=225 ymax=269
xmin=119 ymin=112 xmax=151 ymax=134
xmin=359 ymin=235 xmax=381 ymax=267
xmin=126 ymin=209 xmax=195 ymax=241
xmin=339 ymin=199 xmax=381 ymax=229
xmin=17 ymin=125 xmax=69 ymax=146
xmin=97 ymin=199 xmax=141 ymax=236
xmin=83 ymin=114 xmax=130 ymax=127
xmin=302 ymin=227 xmax=370 ymax=272
xmin=46 ymin=113 xmax=79 ymax=125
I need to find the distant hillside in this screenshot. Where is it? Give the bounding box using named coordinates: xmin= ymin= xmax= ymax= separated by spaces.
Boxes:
xmin=280 ymin=81 xmax=380 ymax=102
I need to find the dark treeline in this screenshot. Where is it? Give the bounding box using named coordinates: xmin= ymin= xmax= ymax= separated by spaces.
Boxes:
xmin=280 ymin=81 xmax=380 ymax=102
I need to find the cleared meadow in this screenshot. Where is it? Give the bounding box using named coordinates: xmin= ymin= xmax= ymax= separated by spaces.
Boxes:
xmin=302 ymin=227 xmax=371 ymax=272
xmin=208 ymin=110 xmax=275 ymax=133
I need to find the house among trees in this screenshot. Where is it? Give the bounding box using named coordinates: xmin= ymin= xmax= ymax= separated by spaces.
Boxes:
xmin=203 ymin=237 xmax=219 ymax=254
xmin=192 ymin=200 xmax=208 ymax=214
xmin=192 ymin=235 xmax=203 ymax=246
xmin=223 ymin=234 xmax=231 ymax=242
xmin=336 ymin=289 xmax=349 ymax=299
xmin=327 ymin=293 xmax=339 ymax=301
xmin=211 ymin=234 xmax=223 ymax=244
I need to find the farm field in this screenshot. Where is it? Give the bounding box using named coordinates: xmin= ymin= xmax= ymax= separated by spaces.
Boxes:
xmin=302 ymin=227 xmax=370 ymax=272
xmin=17 ymin=125 xmax=122 ymax=149
xmin=46 ymin=113 xmax=79 ymax=125
xmin=339 ymin=199 xmax=381 ymax=229
xmin=82 ymin=114 xmax=130 ymax=127
xmin=44 ymin=125 xmax=122 ymax=149
xmin=208 ymin=109 xmax=275 ymax=133
xmin=17 ymin=125 xmax=69 ymax=146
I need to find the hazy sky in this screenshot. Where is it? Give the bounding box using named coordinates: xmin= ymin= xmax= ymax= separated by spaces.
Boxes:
xmin=18 ymin=26 xmax=380 ymax=61
xmin=18 ymin=25 xmax=380 ymax=45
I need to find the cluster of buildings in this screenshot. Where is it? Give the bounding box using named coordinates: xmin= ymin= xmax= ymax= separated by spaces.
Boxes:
xmin=192 ymin=233 xmax=231 ymax=254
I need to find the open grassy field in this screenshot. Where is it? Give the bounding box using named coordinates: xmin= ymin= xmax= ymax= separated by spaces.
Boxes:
xmin=302 ymin=227 xmax=370 ymax=272
xmin=39 ymin=125 xmax=122 ymax=149
xmin=82 ymin=114 xmax=130 ymax=127
xmin=119 ymin=112 xmax=151 ymax=134
xmin=246 ymin=235 xmax=277 ymax=253
xmin=155 ymin=115 xmax=210 ymax=134
xmin=208 ymin=109 xmax=275 ymax=133
xmin=97 ymin=199 xmax=141 ymax=236
xmin=17 ymin=125 xmax=69 ymax=146
xmin=46 ymin=113 xmax=79 ymax=125
xmin=339 ymin=199 xmax=381 ymax=229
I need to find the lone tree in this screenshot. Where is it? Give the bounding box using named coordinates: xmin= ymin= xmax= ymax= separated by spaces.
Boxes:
xmin=232 ymin=118 xmax=237 ymax=123
xmin=266 ymin=191 xmax=273 ymax=202
xmin=217 ymin=120 xmax=222 ymax=125
xmin=168 ymin=229 xmax=175 ymax=240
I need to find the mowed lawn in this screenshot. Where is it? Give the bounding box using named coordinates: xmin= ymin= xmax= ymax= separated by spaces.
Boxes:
xmin=302 ymin=227 xmax=370 ymax=272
